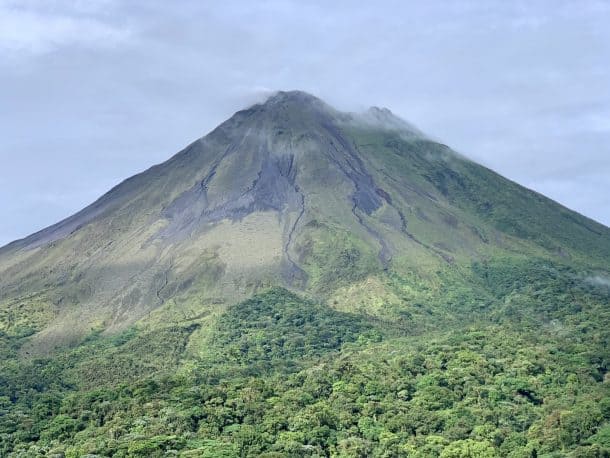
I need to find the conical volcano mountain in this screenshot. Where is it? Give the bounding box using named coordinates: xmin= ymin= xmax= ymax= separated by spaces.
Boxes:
xmin=1 ymin=90 xmax=609 ymax=351
xmin=1 ymin=91 xmax=609 ymax=456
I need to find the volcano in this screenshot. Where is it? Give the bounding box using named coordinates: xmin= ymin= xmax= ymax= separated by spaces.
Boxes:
xmin=1 ymin=91 xmax=609 ymax=456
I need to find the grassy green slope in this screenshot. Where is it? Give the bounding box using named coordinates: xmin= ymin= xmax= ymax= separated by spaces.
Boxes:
xmin=348 ymin=126 xmax=610 ymax=268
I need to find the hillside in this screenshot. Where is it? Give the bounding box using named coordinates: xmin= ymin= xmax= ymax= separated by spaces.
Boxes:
xmin=0 ymin=91 xmax=609 ymax=457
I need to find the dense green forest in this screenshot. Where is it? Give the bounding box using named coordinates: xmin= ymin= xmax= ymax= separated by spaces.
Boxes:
xmin=1 ymin=258 xmax=609 ymax=457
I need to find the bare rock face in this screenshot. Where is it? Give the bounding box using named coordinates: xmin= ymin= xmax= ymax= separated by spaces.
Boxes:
xmin=1 ymin=90 xmax=608 ymax=353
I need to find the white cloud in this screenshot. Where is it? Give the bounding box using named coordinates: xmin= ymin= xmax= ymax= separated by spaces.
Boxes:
xmin=585 ymin=275 xmax=610 ymax=288
xmin=0 ymin=0 xmax=130 ymax=55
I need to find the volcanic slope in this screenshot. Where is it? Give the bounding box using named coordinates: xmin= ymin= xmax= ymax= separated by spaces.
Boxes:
xmin=1 ymin=91 xmax=608 ymax=351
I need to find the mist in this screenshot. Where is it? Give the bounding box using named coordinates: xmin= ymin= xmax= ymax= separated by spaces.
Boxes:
xmin=586 ymin=275 xmax=610 ymax=289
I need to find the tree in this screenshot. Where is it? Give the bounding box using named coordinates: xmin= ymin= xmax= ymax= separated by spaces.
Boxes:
xmin=440 ymin=439 xmax=497 ymax=458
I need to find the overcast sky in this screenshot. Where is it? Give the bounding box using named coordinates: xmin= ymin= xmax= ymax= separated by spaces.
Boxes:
xmin=1 ymin=0 xmax=609 ymax=246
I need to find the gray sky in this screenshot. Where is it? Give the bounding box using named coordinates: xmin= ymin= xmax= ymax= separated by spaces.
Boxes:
xmin=1 ymin=0 xmax=609 ymax=246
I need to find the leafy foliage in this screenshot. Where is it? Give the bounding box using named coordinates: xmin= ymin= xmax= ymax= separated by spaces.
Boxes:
xmin=204 ymin=288 xmax=379 ymax=372
xmin=0 ymin=261 xmax=608 ymax=456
